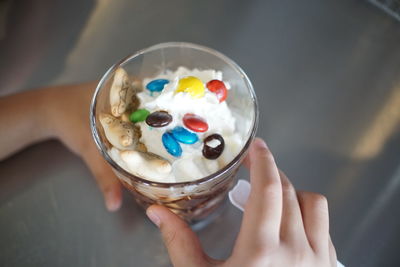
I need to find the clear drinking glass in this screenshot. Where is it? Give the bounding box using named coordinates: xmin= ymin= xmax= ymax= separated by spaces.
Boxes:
xmin=90 ymin=42 xmax=258 ymax=226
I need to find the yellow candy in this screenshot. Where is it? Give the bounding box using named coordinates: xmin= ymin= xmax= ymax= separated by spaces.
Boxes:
xmin=175 ymin=76 xmax=205 ymax=98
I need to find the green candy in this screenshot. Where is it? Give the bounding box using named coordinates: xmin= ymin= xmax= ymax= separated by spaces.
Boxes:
xmin=130 ymin=109 xmax=150 ymax=123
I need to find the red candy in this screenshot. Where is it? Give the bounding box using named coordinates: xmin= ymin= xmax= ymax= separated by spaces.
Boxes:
xmin=206 ymin=79 xmax=227 ymax=102
xmin=183 ymin=113 xmax=209 ymax=132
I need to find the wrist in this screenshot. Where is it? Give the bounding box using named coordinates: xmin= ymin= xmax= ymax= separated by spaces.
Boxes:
xmin=0 ymin=87 xmax=60 ymax=160
xmin=35 ymin=87 xmax=59 ymax=140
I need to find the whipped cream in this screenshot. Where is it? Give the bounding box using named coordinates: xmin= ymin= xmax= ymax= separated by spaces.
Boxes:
xmin=110 ymin=67 xmax=244 ymax=183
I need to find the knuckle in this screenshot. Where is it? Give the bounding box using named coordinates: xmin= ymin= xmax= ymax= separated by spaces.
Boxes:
xmin=259 ymin=148 xmax=275 ymax=163
xmin=162 ymin=229 xmax=177 ymax=248
xmin=261 ymin=181 xmax=281 ymax=200
xmin=309 ymin=193 xmax=329 ymax=214
xmin=299 ymin=192 xmax=329 ymax=217
xmin=283 ymin=187 xmax=297 ymax=203
xmin=281 ymin=179 xmax=295 ymax=194
xmin=312 ymin=193 xmax=328 ymax=206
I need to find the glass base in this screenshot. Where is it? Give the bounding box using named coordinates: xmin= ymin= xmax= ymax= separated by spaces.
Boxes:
xmin=189 ymin=197 xmax=228 ymax=231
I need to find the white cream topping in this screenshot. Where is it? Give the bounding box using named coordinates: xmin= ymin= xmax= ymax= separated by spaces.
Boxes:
xmin=110 ymin=67 xmax=243 ymax=183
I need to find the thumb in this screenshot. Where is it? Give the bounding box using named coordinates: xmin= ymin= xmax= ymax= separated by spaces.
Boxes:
xmin=146 ymin=205 xmax=217 ymax=267
xmin=82 ymin=146 xmax=122 ymax=212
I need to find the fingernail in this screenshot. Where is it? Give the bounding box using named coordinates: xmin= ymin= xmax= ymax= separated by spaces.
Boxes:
xmin=105 ymin=191 xmax=121 ymax=212
xmin=146 ymin=209 xmax=161 ymax=227
xmin=254 ymin=138 xmax=268 ymax=149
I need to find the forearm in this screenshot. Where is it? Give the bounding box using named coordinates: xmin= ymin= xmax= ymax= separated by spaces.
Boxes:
xmin=0 ymin=88 xmax=55 ymax=160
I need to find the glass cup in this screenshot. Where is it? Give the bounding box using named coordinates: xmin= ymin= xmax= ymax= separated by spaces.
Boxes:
xmin=90 ymin=42 xmax=258 ymax=226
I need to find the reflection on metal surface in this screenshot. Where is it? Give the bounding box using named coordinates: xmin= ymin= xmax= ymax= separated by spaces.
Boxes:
xmin=330 ymin=164 xmax=364 ymax=199
xmin=369 ymin=0 xmax=400 ymax=21
xmin=343 ymin=164 xmax=400 ymax=256
xmin=51 ymin=0 xmax=112 ymax=84
xmin=351 ymin=84 xmax=400 ymax=159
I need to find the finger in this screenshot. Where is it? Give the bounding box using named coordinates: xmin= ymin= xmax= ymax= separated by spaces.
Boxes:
xmin=329 ymin=236 xmax=337 ymax=267
xmin=297 ymin=191 xmax=330 ymax=252
xmin=279 ymin=170 xmax=307 ymax=244
xmin=237 ymin=138 xmax=283 ymax=247
xmin=82 ymin=146 xmax=122 ymax=212
xmin=146 ymin=205 xmax=218 ymax=267
xmin=242 ymin=152 xmax=250 ymax=169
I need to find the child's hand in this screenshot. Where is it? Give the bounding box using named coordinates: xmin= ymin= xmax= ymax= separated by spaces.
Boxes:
xmin=45 ymin=82 xmax=122 ymax=211
xmin=146 ymin=138 xmax=337 ymax=267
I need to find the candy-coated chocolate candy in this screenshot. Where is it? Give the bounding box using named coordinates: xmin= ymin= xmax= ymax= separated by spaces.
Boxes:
xmin=129 ymin=109 xmax=150 ymax=123
xmin=183 ymin=113 xmax=208 ymax=132
xmin=162 ymin=132 xmax=182 ymax=157
xmin=206 ymin=80 xmax=227 ymax=102
xmin=146 ymin=111 xmax=172 ymax=127
xmin=171 ymin=126 xmax=199 ymax=144
xmin=202 ymin=134 xmax=225 ymax=159
xmin=146 ymin=79 xmax=169 ymax=92
xmin=175 ymin=76 xmax=205 ymax=98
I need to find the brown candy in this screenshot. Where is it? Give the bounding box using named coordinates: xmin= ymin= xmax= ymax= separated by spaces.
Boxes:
xmin=202 ymin=134 xmax=225 ymax=159
xmin=145 ymin=111 xmax=172 ymax=127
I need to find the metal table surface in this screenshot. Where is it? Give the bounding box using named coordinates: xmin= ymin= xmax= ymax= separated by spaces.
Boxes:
xmin=1 ymin=0 xmax=400 ymax=266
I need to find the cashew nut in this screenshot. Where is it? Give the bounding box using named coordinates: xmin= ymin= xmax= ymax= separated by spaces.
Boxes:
xmin=110 ymin=67 xmax=135 ymax=117
xmin=120 ymin=150 xmax=172 ymax=179
xmin=99 ymin=113 xmax=139 ymax=150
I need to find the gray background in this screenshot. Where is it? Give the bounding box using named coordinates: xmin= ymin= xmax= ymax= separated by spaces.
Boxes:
xmin=1 ymin=0 xmax=400 ymax=266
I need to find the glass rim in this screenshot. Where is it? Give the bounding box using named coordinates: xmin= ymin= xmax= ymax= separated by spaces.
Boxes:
xmin=90 ymin=42 xmax=259 ymax=187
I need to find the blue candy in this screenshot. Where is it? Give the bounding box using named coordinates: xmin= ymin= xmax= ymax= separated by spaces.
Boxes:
xmin=171 ymin=126 xmax=198 ymax=144
xmin=146 ymin=79 xmax=169 ymax=92
xmin=162 ymin=132 xmax=182 ymax=157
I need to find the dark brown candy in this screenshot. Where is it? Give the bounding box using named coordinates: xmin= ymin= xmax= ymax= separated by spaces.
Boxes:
xmin=146 ymin=111 xmax=172 ymax=127
xmin=202 ymin=134 xmax=225 ymax=159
